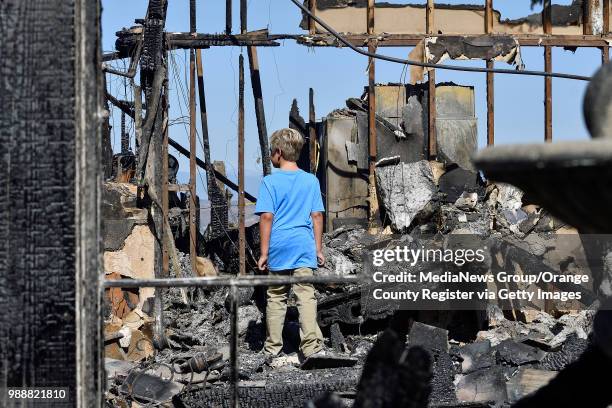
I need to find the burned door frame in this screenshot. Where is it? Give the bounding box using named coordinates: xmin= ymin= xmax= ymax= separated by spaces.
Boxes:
xmin=0 ymin=0 xmax=103 ymax=405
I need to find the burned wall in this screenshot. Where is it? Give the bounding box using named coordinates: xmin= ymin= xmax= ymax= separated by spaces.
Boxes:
xmin=301 ymin=0 xmax=603 ymax=36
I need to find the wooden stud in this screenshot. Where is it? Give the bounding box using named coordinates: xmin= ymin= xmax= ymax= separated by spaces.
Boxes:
xmin=367 ymin=0 xmax=377 ymax=229
xmin=426 ymin=0 xmax=435 ymax=35
xmin=309 ymin=88 xmax=317 ymax=173
xmin=486 ymin=1 xmax=494 ymax=146
xmin=485 ymin=0 xmax=494 ymax=34
xmin=226 ymin=0 xmax=232 ymax=35
xmin=428 ymin=70 xmax=437 ymax=157
xmin=240 ymin=0 xmax=247 ymax=34
xmin=487 ymin=61 xmax=495 ymax=146
xmin=545 ymin=46 xmax=553 ymax=143
xmin=238 ymin=55 xmax=246 ymax=276
xmin=247 ymin=46 xmax=272 ymax=176
xmin=189 ymin=49 xmax=197 ymax=271
xmin=309 ymin=0 xmax=317 ymax=35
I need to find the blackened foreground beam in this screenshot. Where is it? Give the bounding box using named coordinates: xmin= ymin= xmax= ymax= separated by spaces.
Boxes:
xmin=0 ymin=0 xmax=102 ymax=404
xmin=167 ymin=137 xmax=257 ymax=202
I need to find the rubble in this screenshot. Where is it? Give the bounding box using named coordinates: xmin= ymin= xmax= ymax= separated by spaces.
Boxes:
xmin=376 ymin=161 xmax=437 ymax=232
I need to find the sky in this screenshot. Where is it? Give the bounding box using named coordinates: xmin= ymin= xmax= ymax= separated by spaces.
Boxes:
xmin=102 ymin=0 xmax=602 ymax=198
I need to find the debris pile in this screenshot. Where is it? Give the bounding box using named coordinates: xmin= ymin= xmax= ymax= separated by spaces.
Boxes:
xmin=103 ymin=157 xmax=604 ymax=407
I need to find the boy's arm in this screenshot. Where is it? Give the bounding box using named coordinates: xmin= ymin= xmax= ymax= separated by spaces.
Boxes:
xmin=311 ymin=211 xmax=324 ymax=266
xmin=258 ymin=212 xmax=274 ymax=271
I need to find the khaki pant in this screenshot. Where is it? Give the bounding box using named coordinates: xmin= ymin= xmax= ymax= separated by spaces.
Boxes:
xmin=265 ymin=267 xmax=323 ymax=357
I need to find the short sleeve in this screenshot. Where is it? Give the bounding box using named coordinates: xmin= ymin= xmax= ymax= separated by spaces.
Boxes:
xmin=255 ymin=179 xmax=275 ymax=215
xmin=311 ymin=177 xmax=325 ymax=213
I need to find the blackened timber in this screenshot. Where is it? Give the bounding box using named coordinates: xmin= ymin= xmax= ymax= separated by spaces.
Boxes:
xmin=247 ymin=46 xmax=272 ymax=176
xmin=106 ymin=92 xmax=135 ymax=118
xmin=189 ymin=48 xmax=197 ymax=273
xmin=0 ymin=0 xmax=102 ymax=401
xmin=240 ymin=0 xmax=247 ymax=34
xmin=162 ymin=63 xmax=170 ymax=278
xmin=137 ymin=66 xmax=166 ymax=179
xmin=167 ymin=32 xmax=280 ymax=48
xmin=487 ymin=60 xmax=495 ymax=146
xmin=190 ymin=0 xmax=196 ymax=34
xmin=309 ymin=88 xmax=317 ymax=173
xmin=76 ymin=0 xmax=104 ymax=403
xmin=195 ymin=51 xmax=213 ymax=171
xmin=195 ymin=50 xmax=226 ymax=239
xmin=143 ymin=63 xmax=168 ymax=350
xmin=134 ymin=85 xmax=143 ymax=154
xmin=140 ymin=0 xmax=167 ymax=100
xmin=367 ymin=0 xmax=377 ymax=229
xmin=167 ymin=137 xmax=257 ymax=202
xmin=226 ymin=0 xmax=232 ymax=34
xmin=296 ymin=33 xmax=612 ymax=48
xmin=238 ymin=55 xmax=246 ymax=277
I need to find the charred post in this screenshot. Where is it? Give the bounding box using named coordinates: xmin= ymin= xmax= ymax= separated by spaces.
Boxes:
xmin=238 ymin=55 xmax=246 ymax=276
xmin=247 ymin=46 xmax=272 ymax=176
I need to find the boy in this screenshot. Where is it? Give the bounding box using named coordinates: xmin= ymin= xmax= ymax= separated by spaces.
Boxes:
xmin=255 ymin=128 xmax=325 ymax=361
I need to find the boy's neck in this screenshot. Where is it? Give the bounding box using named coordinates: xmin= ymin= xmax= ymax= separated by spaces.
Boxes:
xmin=279 ymin=159 xmax=299 ymax=171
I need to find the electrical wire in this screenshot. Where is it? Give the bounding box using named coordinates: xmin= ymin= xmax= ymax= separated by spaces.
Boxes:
xmin=290 ymin=0 xmax=591 ymax=81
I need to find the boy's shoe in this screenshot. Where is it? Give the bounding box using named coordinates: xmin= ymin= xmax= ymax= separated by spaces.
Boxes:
xmin=300 ymin=348 xmax=358 ymax=370
xmin=263 ymin=352 xmax=279 ymax=366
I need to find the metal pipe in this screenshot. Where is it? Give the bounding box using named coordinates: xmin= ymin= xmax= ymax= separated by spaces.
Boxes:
xmin=104 ymin=275 xmax=360 ymax=289
xmin=288 ymin=0 xmax=591 ymax=81
xmin=238 ymin=54 xmax=246 ymax=277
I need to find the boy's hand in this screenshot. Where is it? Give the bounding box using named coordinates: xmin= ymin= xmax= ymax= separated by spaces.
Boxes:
xmin=317 ymin=250 xmax=325 ymax=266
xmin=258 ymin=254 xmax=269 ymax=271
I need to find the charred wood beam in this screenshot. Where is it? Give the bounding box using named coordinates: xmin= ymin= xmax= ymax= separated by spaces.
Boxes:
xmin=167 ymin=137 xmax=257 ymax=203
xmin=247 ymin=46 xmax=272 ymax=176
xmin=238 ymin=54 xmax=246 ymax=277
xmin=168 ymin=33 xmax=281 ymax=48
xmin=106 ymin=92 xmax=135 ymax=118
xmin=1 ymin=0 xmax=102 ymax=401
xmin=102 ymin=40 xmax=142 ymax=78
xmin=137 ymin=65 xmax=165 ymax=179
xmin=226 ymin=0 xmax=232 ymax=34
xmin=296 ymin=33 xmax=612 ymax=48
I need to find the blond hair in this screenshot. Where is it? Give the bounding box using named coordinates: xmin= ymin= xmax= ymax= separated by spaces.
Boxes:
xmin=270 ymin=128 xmax=304 ymax=162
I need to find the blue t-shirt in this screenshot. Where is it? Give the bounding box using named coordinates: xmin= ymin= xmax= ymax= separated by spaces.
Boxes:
xmin=255 ymin=169 xmax=325 ymax=271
